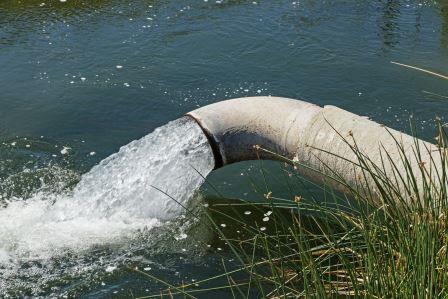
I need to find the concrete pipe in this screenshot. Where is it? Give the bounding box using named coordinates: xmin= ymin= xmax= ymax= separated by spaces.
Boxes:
xmin=186 ymin=96 xmax=442 ymax=202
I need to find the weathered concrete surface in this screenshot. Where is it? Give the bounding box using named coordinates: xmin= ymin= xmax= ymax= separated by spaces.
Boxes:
xmin=187 ymin=97 xmax=442 ymax=202
xmin=187 ymin=96 xmax=322 ymax=167
xmin=296 ymin=105 xmax=441 ymax=201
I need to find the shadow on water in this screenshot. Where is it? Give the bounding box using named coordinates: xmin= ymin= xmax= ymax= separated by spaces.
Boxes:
xmin=438 ymin=1 xmax=448 ymax=51
xmin=379 ymin=0 xmax=401 ymax=49
xmin=1 ymin=0 xmax=443 ymax=48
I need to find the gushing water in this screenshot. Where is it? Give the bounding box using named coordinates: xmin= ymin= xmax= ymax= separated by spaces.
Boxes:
xmin=0 ymin=117 xmax=214 ymax=289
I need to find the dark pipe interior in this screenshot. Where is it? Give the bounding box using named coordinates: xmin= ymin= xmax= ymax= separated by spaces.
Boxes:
xmin=185 ymin=115 xmax=224 ymax=169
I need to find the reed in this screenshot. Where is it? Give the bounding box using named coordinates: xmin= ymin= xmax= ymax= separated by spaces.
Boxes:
xmin=138 ymin=119 xmax=448 ymax=298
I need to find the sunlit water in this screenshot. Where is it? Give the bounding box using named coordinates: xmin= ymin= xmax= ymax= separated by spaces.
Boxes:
xmin=0 ymin=117 xmax=214 ymax=296
xmin=1 ymin=0 xmax=448 ymax=296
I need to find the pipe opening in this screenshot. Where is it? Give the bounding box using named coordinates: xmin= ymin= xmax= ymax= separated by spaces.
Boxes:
xmin=185 ymin=115 xmax=224 ymax=169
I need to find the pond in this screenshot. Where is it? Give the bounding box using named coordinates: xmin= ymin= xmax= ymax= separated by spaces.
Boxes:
xmin=0 ymin=0 xmax=447 ymax=297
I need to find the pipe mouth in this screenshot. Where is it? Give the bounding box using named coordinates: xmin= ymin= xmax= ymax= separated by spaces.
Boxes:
xmin=185 ymin=97 xmax=324 ymax=168
xmin=185 ymin=115 xmax=223 ymax=169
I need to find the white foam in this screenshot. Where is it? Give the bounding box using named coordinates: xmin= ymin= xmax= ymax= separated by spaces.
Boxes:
xmin=0 ymin=117 xmax=214 ymax=262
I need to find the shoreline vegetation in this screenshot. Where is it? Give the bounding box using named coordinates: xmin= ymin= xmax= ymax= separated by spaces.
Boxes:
xmin=137 ymin=120 xmax=448 ymax=298
xmin=135 ymin=62 xmax=448 ymax=298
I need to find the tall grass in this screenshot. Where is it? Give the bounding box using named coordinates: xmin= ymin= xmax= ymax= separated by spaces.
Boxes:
xmin=217 ymin=124 xmax=447 ymax=297
xmin=133 ymin=60 xmax=448 ymax=298
xmin=137 ymin=121 xmax=448 ymax=298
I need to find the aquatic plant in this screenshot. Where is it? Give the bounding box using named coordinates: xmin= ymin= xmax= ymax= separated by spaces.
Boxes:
xmin=132 ymin=62 xmax=448 ymax=298
xmin=137 ymin=119 xmax=448 ymax=298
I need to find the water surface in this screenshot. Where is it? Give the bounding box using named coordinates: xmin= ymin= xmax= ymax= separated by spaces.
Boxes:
xmin=1 ymin=0 xmax=447 ymax=297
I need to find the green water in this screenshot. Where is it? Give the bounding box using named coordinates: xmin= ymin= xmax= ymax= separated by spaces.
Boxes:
xmin=1 ymin=0 xmax=447 ymax=297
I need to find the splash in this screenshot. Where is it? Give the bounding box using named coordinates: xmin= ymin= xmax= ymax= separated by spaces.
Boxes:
xmin=0 ymin=116 xmax=214 ymax=264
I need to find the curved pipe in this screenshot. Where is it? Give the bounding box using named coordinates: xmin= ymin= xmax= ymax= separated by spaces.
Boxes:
xmin=186 ymin=97 xmax=322 ymax=168
xmin=187 ymin=96 xmax=441 ymax=201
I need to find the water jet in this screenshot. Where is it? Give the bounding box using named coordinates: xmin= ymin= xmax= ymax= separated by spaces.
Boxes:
xmin=0 ymin=96 xmax=441 ymax=295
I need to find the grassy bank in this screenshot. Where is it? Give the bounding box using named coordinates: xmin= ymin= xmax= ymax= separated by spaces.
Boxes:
xmin=136 ymin=58 xmax=448 ymax=297
xmin=137 ymin=119 xmax=448 ymax=298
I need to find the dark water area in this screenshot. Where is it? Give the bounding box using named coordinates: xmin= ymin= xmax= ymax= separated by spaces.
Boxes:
xmin=1 ymin=0 xmax=447 ymax=297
